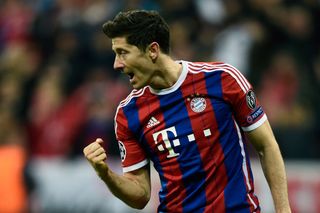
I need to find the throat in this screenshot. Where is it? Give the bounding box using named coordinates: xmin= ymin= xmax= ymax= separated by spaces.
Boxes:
xmin=150 ymin=63 xmax=182 ymax=90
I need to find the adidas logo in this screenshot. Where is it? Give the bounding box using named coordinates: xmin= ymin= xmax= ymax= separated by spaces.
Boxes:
xmin=147 ymin=117 xmax=160 ymax=128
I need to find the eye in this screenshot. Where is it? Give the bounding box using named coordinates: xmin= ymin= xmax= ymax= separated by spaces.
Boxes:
xmin=113 ymin=48 xmax=129 ymax=60
xmin=118 ymin=49 xmax=128 ymax=55
xmin=117 ymin=50 xmax=128 ymax=59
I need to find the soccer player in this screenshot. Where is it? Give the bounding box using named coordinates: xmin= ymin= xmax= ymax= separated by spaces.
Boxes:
xmin=83 ymin=10 xmax=291 ymax=213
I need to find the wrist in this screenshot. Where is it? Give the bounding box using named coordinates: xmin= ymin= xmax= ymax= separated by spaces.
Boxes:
xmin=275 ymin=206 xmax=291 ymax=213
xmin=95 ymin=163 xmax=110 ymax=180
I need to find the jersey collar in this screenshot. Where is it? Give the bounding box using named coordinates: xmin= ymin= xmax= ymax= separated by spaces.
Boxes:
xmin=148 ymin=60 xmax=188 ymax=95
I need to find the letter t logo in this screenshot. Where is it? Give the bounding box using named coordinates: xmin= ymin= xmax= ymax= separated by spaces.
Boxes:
xmin=152 ymin=126 xmax=180 ymax=158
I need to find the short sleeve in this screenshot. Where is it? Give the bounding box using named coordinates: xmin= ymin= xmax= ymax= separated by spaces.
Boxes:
xmin=220 ymin=67 xmax=267 ymax=132
xmin=115 ymin=107 xmax=149 ymax=173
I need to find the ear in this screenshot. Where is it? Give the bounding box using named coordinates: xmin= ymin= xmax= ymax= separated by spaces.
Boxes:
xmin=148 ymin=42 xmax=160 ymax=62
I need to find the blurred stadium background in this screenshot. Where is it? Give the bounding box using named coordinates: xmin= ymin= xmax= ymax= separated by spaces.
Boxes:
xmin=0 ymin=0 xmax=319 ymax=212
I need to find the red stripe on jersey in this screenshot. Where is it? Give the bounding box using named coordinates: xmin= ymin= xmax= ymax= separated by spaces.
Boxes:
xmin=180 ymin=71 xmax=228 ymax=212
xmin=114 ymin=107 xmax=127 ymax=141
xmin=115 ymin=107 xmax=147 ymax=168
xmin=134 ymin=89 xmax=187 ymax=212
xmin=219 ymin=69 xmax=263 ymax=129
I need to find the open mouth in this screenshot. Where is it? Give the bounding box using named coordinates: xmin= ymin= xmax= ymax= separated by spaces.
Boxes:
xmin=128 ymin=72 xmax=134 ymax=80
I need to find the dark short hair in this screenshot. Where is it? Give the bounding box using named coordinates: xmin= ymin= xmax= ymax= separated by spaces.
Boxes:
xmin=102 ymin=10 xmax=170 ymax=54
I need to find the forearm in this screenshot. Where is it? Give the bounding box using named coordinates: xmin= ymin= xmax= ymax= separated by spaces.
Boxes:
xmin=97 ymin=166 xmax=150 ymax=209
xmin=247 ymin=121 xmax=291 ymax=212
xmin=258 ymin=143 xmax=291 ymax=213
xmin=83 ymin=139 xmax=151 ymax=209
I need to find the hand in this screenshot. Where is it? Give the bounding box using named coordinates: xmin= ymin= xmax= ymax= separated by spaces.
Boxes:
xmin=83 ymin=138 xmax=108 ymax=175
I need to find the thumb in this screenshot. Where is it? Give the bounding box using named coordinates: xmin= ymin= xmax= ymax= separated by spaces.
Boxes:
xmin=96 ymin=138 xmax=104 ymax=144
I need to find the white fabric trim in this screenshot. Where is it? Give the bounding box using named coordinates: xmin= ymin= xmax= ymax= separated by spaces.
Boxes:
xmin=149 ymin=60 xmax=188 ymax=95
xmin=242 ymin=114 xmax=267 ymax=132
xmin=234 ymin=120 xmax=258 ymax=209
xmin=122 ymin=159 xmax=149 ymax=173
xmin=119 ymin=87 xmax=147 ymax=107
xmin=215 ymin=63 xmax=251 ymax=92
xmin=188 ymin=62 xmax=251 ymax=93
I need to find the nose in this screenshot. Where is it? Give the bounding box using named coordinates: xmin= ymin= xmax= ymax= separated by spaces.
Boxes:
xmin=113 ymin=55 xmax=125 ymax=71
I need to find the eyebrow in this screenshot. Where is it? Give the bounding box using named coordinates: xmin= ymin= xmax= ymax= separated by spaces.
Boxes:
xmin=113 ymin=47 xmax=129 ymax=53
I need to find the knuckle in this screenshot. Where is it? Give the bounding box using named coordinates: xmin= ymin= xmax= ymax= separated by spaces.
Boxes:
xmin=98 ymin=147 xmax=105 ymax=153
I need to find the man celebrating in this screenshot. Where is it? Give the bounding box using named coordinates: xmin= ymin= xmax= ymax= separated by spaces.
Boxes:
xmin=83 ymin=10 xmax=291 ymax=213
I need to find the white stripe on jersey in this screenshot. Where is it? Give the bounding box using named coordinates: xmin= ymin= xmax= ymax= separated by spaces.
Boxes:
xmin=188 ymin=62 xmax=251 ymax=93
xmin=215 ymin=63 xmax=251 ymax=91
xmin=234 ymin=120 xmax=259 ymax=209
xmin=119 ymin=87 xmax=147 ymax=107
xmin=114 ymin=87 xmax=147 ymax=141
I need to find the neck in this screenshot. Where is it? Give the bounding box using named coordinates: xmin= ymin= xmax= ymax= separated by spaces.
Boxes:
xmin=149 ymin=56 xmax=182 ymax=90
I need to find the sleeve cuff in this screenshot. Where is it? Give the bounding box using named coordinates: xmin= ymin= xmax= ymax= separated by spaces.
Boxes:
xmin=242 ymin=114 xmax=267 ymax=132
xmin=123 ymin=159 xmax=149 ymax=173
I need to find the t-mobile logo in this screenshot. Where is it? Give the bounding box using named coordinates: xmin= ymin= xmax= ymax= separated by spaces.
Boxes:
xmin=152 ymin=126 xmax=212 ymax=158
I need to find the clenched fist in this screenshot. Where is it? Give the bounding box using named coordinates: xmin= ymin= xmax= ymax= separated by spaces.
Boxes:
xmin=83 ymin=138 xmax=108 ymax=176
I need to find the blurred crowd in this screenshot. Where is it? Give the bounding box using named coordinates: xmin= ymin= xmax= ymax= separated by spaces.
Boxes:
xmin=0 ymin=0 xmax=319 ymax=212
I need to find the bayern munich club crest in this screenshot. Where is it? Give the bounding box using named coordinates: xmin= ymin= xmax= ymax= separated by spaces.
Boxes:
xmin=190 ymin=97 xmax=207 ymax=113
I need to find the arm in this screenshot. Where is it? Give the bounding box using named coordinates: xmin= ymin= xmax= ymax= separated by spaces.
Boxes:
xmin=246 ymin=120 xmax=291 ymax=213
xmin=83 ymin=138 xmax=151 ymax=209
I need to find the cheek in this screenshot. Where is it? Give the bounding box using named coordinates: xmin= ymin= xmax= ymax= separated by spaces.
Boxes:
xmin=134 ymin=59 xmax=152 ymax=74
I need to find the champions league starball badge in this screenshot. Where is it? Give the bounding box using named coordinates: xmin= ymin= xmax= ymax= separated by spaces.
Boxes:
xmin=190 ymin=97 xmax=207 ymax=113
xmin=118 ymin=141 xmax=126 ymax=162
xmin=246 ymin=90 xmax=256 ymax=109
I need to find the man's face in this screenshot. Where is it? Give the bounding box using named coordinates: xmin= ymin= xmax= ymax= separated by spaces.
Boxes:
xmin=112 ymin=37 xmax=153 ymax=89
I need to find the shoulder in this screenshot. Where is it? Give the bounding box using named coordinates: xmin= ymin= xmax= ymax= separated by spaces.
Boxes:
xmin=114 ymin=87 xmax=149 ymax=133
xmin=187 ymin=61 xmax=240 ymax=75
xmin=187 ymin=61 xmax=247 ymax=80
xmin=188 ymin=61 xmax=250 ymax=91
xmin=114 ymin=87 xmax=148 ymax=120
xmin=118 ymin=87 xmax=148 ymax=108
